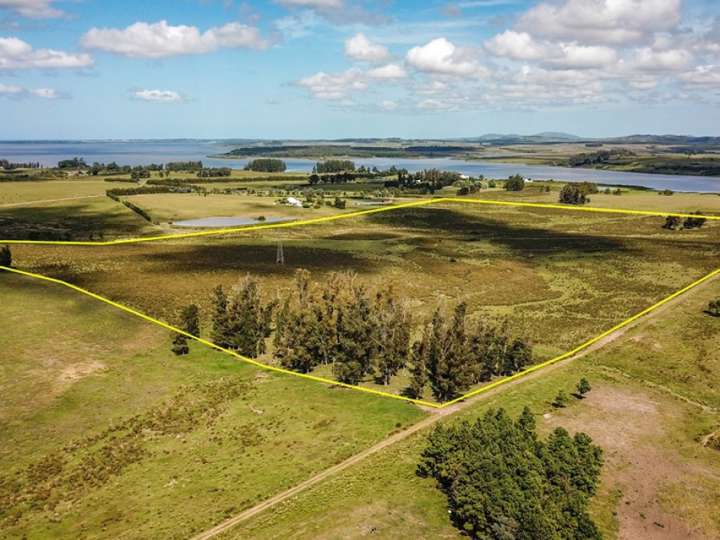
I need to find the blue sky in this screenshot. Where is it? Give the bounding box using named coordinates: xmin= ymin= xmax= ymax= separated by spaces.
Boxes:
xmin=0 ymin=0 xmax=719 ymax=139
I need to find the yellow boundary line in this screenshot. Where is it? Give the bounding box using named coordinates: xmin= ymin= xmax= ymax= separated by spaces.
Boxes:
xmin=3 ymin=263 xmax=719 ymax=409
xmin=0 ymin=265 xmax=440 ymax=409
xmin=3 ymin=196 xmax=720 ymax=407
xmin=2 ymin=196 xmax=719 ymax=246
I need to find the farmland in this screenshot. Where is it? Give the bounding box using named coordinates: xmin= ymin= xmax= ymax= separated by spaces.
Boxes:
xmin=2 ymin=170 xmax=720 ymax=539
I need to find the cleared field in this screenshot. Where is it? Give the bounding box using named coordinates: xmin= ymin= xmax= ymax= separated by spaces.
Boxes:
xmin=0 ymin=180 xmax=135 ymax=206
xmin=10 ymin=201 xmax=720 ymax=402
xmin=124 ymin=193 xmax=352 ymax=225
xmin=0 ymin=273 xmax=426 ymax=539
xmin=218 ymin=286 xmax=720 ymax=540
xmin=0 ymin=196 xmax=158 ymax=240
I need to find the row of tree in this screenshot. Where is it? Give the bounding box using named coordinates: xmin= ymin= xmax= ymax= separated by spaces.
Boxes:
xmin=384 ymin=169 xmax=463 ymax=193
xmin=0 ymin=160 xmax=41 ymax=170
xmin=197 ymin=167 xmax=232 ymax=178
xmin=418 ymin=407 xmax=604 ymax=539
xmin=192 ymin=270 xmax=532 ymax=401
xmin=313 ymin=160 xmax=356 ymax=173
xmin=245 ymin=158 xmax=287 ymax=172
xmin=410 ymin=303 xmax=532 ymax=401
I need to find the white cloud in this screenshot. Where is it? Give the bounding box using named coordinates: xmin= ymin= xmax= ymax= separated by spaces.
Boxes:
xmin=0 ymin=0 xmax=62 ymax=18
xmin=0 ymin=37 xmax=93 ymax=69
xmin=406 ymin=38 xmax=485 ymax=76
xmin=679 ymin=65 xmax=720 ymax=87
xmin=632 ymin=47 xmax=692 ymax=72
xmin=367 ymin=63 xmax=406 ymax=79
xmin=518 ymin=0 xmax=682 ymax=46
xmin=82 ymin=20 xmax=268 ymax=59
xmin=30 ymin=87 xmax=58 ymax=98
xmin=344 ymin=33 xmax=389 ymax=62
xmin=0 ymin=82 xmax=61 ymax=98
xmin=485 ymin=31 xmax=548 ymax=61
xmin=297 ymin=68 xmax=367 ymax=100
xmin=0 ymin=82 xmax=23 ymax=94
xmin=379 ymin=99 xmax=398 ymax=111
xmin=133 ymin=89 xmax=184 ymax=102
xmin=277 ymin=0 xmax=342 ymax=7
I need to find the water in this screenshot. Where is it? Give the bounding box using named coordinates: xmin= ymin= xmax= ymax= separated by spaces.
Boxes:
xmin=172 ymin=216 xmax=292 ymax=228
xmin=2 ymin=140 xmax=720 ymax=193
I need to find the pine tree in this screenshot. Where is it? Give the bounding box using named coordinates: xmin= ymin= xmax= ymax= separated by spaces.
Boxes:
xmin=180 ymin=304 xmax=200 ymax=337
xmin=210 ymin=285 xmax=230 ymax=347
xmin=372 ymin=291 xmax=411 ymax=385
xmin=408 ymin=335 xmax=429 ymax=399
xmin=226 ymin=276 xmax=273 ymax=358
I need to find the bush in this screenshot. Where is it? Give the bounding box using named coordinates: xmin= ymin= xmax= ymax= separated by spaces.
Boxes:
xmin=553 ymin=389 xmax=569 ymax=408
xmin=559 ymin=184 xmax=588 ymax=205
xmin=576 ymin=378 xmax=591 ymax=397
xmin=0 ymin=245 xmax=11 ymax=267
xmin=504 ymin=174 xmax=525 ymax=191
xmin=707 ymin=299 xmax=720 ymax=317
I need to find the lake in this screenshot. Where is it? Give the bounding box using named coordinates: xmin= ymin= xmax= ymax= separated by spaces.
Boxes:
xmin=2 ymin=140 xmax=720 ymax=193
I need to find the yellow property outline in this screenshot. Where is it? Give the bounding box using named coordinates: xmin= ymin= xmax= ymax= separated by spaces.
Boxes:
xmin=2 ymin=196 xmax=720 ymax=246
xmin=2 ymin=196 xmax=720 ymax=408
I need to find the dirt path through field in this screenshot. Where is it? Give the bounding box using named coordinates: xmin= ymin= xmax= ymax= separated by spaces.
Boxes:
xmin=190 ymin=271 xmax=720 ymax=540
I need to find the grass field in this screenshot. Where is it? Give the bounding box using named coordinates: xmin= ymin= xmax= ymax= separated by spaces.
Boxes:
xmin=218 ymin=282 xmax=720 ymax=539
xmin=9 ymin=200 xmax=720 ymax=402
xmin=0 ymin=273 xmax=426 ymax=539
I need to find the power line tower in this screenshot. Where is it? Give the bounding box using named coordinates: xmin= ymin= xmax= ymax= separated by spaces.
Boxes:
xmin=276 ymin=242 xmax=285 ymax=265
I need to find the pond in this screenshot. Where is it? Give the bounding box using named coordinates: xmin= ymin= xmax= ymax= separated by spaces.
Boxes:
xmin=172 ymin=216 xmax=293 ymax=228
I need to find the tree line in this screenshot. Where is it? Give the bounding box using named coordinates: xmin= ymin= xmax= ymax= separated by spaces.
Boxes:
xmin=313 ymin=160 xmax=356 ymax=174
xmin=0 ymin=160 xmax=41 ymax=170
xmin=177 ymin=270 xmax=533 ymax=401
xmin=384 ymin=169 xmax=462 ymax=193
xmin=418 ymin=407 xmax=603 ymax=539
xmin=245 ymin=158 xmax=287 ymax=173
xmin=197 ymin=167 xmax=232 ymax=178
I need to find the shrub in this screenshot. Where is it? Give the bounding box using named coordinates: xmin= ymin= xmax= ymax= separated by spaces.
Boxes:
xmin=0 ymin=245 xmax=11 ymax=267
xmin=504 ymin=174 xmax=525 ymax=191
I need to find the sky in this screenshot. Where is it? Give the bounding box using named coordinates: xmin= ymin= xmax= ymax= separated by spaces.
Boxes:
xmin=0 ymin=0 xmax=719 ymax=139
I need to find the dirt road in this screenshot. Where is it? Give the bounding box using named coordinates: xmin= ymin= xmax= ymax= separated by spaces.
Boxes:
xmin=190 ymin=271 xmax=719 ymax=540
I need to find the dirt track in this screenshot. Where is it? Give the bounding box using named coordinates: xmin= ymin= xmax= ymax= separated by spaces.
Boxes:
xmin=190 ymin=270 xmax=720 ymax=540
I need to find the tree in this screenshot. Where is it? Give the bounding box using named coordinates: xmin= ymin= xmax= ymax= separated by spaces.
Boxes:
xmin=662 ymin=215 xmax=682 ymax=230
xmin=408 ymin=334 xmax=429 ymax=399
xmin=210 ymin=285 xmax=231 ymax=347
xmin=559 ymin=183 xmax=588 ymax=205
xmin=418 ymin=408 xmax=603 ymax=540
xmin=372 ymin=292 xmax=411 ymax=385
xmin=423 ymin=304 xmax=474 ymax=401
xmin=553 ymin=389 xmax=570 ymax=408
xmin=180 ymin=304 xmax=200 ymax=337
xmin=683 ymin=212 xmax=706 ymax=230
xmin=0 ymin=245 xmax=11 ymax=267
xmin=171 ymin=333 xmax=189 ymax=356
xmin=505 ymin=174 xmax=525 ymax=191
xmin=576 ymin=378 xmax=591 ymax=397
xmin=225 ymin=276 xmax=274 ymax=358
